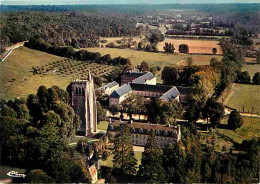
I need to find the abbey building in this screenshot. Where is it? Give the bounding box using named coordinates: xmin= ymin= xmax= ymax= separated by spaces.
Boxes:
xmin=70 ymin=72 xmax=97 ymax=136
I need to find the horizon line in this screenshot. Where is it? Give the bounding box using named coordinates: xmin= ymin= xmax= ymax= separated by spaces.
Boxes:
xmin=1 ymin=2 xmax=260 ymax=5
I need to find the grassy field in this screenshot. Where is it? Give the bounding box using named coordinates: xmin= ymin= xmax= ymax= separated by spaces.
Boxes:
xmin=98 ymin=121 xmax=109 ymax=131
xmin=242 ymin=63 xmax=260 ymax=77
xmin=86 ymin=47 xmax=187 ymax=67
xmin=217 ymin=116 xmax=260 ymax=143
xmin=157 ymin=38 xmax=222 ymax=54
xmin=86 ymin=47 xmax=221 ymax=67
xmin=100 ymin=151 xmax=142 ymax=168
xmin=224 ymin=83 xmax=260 ymax=113
xmin=0 ymin=47 xmax=115 ymax=100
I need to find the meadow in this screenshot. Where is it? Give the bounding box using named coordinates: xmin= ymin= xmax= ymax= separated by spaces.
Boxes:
xmin=224 ymin=83 xmax=260 ymax=113
xmin=217 ymin=116 xmax=260 ymax=144
xmin=86 ymin=47 xmax=219 ymax=67
xmin=0 ymin=47 xmax=115 ymax=100
xmin=242 ymin=63 xmax=260 ymax=77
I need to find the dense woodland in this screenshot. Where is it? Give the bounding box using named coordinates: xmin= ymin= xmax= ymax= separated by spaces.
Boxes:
xmin=0 ymin=11 xmax=140 ymax=47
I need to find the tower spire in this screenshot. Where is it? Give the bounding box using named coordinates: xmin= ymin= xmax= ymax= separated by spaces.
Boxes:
xmin=87 ymin=70 xmax=92 ymax=81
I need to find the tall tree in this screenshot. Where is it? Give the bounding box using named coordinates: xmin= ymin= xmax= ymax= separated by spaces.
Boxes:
xmin=113 ymin=125 xmax=137 ymax=180
xmin=138 ymin=130 xmax=166 ymax=183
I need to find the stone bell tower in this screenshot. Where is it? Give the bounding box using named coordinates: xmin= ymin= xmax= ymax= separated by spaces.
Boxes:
xmin=70 ymin=71 xmax=97 ymax=136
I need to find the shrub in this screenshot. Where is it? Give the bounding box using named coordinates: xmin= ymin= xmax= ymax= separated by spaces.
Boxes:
xmin=252 ymin=72 xmax=260 ymax=85
xmin=236 ymin=71 xmax=251 ymax=84
xmin=228 ymin=110 xmax=243 ymax=130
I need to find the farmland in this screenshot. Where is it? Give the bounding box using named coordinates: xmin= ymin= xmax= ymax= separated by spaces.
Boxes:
xmin=0 ymin=47 xmax=115 ymax=100
xmin=157 ymin=38 xmax=222 ymax=54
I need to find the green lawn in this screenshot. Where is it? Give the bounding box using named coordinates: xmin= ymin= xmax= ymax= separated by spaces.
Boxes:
xmin=217 ymin=116 xmax=260 ymax=143
xmin=0 ymin=47 xmax=115 ymax=100
xmin=101 ymin=151 xmax=143 ymax=168
xmin=86 ymin=47 xmax=187 ymax=67
xmin=224 ymin=83 xmax=260 ymax=113
xmin=98 ymin=121 xmax=109 ymax=131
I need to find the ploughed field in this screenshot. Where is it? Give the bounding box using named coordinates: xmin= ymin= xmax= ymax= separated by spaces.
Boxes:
xmin=0 ymin=47 xmax=115 ymax=100
xmin=157 ymin=38 xmax=222 ymax=54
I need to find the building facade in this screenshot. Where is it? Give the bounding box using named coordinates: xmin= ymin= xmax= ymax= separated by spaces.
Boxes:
xmin=108 ymin=119 xmax=181 ymax=149
xmin=70 ymin=72 xmax=97 ymax=136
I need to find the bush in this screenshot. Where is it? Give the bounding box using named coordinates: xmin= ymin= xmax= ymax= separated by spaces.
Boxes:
xmin=252 ymin=72 xmax=260 ymax=85
xmin=179 ymin=44 xmax=189 ymax=53
xmin=228 ymin=110 xmax=243 ymax=130
xmin=27 ymin=169 xmax=55 ymax=183
xmin=236 ymin=71 xmax=251 ymax=84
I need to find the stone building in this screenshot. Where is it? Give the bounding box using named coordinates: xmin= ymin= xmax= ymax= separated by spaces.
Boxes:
xmin=70 ymin=71 xmax=97 ymax=136
xmin=121 ymin=70 xmax=156 ymax=85
xmin=99 ymin=81 xmax=119 ymax=95
xmin=108 ymin=119 xmax=181 ymax=148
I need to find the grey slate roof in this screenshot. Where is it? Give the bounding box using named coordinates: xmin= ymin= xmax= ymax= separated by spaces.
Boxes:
xmin=132 ymin=72 xmax=155 ymax=84
xmin=130 ymin=83 xmax=172 ymax=93
xmin=103 ymin=81 xmax=119 ymax=89
xmin=121 ymin=72 xmax=143 ymax=79
xmin=110 ymin=84 xmax=132 ymax=98
xmin=160 ymin=86 xmax=180 ymax=101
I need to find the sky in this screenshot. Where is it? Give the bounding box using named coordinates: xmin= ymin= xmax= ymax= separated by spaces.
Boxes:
xmin=1 ymin=0 xmax=260 ymax=5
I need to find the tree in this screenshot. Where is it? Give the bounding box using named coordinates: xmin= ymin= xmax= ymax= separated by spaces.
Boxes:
xmin=212 ymin=48 xmax=217 ymax=55
xmin=27 ymin=169 xmax=55 ymax=183
xmin=163 ymin=42 xmax=175 ymax=53
xmin=252 ymin=72 xmax=260 ymax=85
xmin=185 ymin=99 xmax=201 ymax=123
xmin=256 ymin=50 xmax=260 ymax=64
xmin=179 ymin=44 xmax=189 ymax=53
xmin=160 ymin=100 xmax=183 ymax=125
xmin=137 ymin=42 xmax=143 ymax=50
xmin=202 ymin=98 xmax=225 ymax=128
xmin=138 ymin=130 xmax=166 ymax=183
xmin=139 ymin=61 xmax=149 ymax=72
xmin=236 ymin=71 xmax=251 ymax=84
xmin=113 ymin=125 xmax=137 ymax=179
xmin=228 ymin=110 xmax=243 ymax=130
xmin=147 ymin=31 xmax=165 ymax=45
xmin=210 ymin=57 xmax=220 ymax=67
xmin=97 ymin=101 xmax=106 ymax=122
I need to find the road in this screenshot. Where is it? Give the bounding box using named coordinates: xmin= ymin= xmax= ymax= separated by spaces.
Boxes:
xmin=0 ymin=41 xmax=26 ymax=62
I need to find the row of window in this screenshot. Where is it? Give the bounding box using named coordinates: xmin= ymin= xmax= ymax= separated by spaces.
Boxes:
xmin=132 ymin=140 xmax=169 ymax=148
xmin=131 ymin=134 xmax=173 ymax=142
xmin=133 ymin=91 xmax=160 ymax=97
xmin=131 ymin=128 xmax=177 ymax=136
xmin=75 ymin=87 xmax=85 ymax=96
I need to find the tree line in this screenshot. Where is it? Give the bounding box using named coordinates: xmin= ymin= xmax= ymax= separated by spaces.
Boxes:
xmin=25 ymin=37 xmax=132 ymax=67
